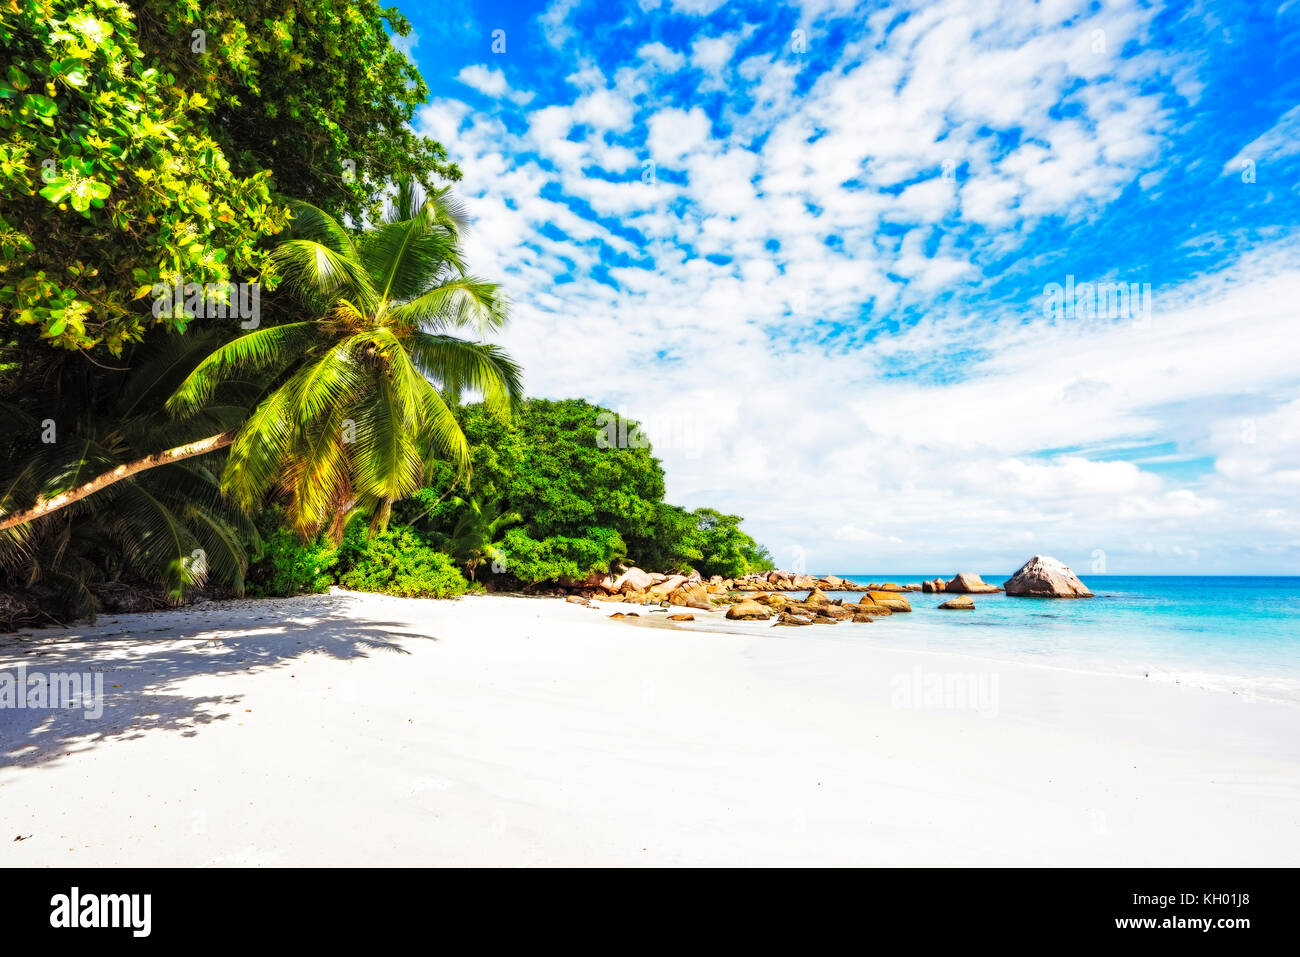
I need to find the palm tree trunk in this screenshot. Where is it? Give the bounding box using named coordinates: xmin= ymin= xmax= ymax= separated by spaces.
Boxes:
xmin=0 ymin=430 xmax=238 ymax=531
xmin=368 ymin=497 xmax=393 ymax=534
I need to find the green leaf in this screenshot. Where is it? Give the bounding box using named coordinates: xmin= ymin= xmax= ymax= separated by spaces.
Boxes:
xmin=39 ymin=179 xmax=71 ymax=203
xmin=25 ymin=93 xmax=58 ymax=116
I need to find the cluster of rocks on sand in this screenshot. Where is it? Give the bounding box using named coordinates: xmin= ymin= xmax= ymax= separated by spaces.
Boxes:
xmin=560 ymin=568 xmax=908 ymax=627
xmin=725 ymin=587 xmax=914 ymax=627
xmin=563 ymin=567 xmax=874 ymax=608
xmin=562 ymin=555 xmax=1092 ymax=626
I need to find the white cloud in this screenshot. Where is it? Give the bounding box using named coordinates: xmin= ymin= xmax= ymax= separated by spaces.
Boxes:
xmin=834 ymin=525 xmax=904 ymax=545
xmin=1222 ymin=104 xmax=1300 ymax=176
xmin=539 ymin=0 xmax=581 ymax=48
xmin=669 ymin=0 xmax=727 ymax=15
xmin=455 ymin=64 xmax=535 ymax=105
xmin=637 ymin=41 xmax=686 ymax=72
xmin=691 ymin=33 xmax=739 ymax=73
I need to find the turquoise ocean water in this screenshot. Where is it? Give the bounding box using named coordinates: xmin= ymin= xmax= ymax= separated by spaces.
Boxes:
xmin=801 ymin=575 xmax=1300 ymax=704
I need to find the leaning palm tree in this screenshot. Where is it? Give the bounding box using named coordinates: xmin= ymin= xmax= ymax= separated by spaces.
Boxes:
xmin=0 ymin=330 xmax=261 ymax=618
xmin=0 ymin=181 xmax=523 ymax=539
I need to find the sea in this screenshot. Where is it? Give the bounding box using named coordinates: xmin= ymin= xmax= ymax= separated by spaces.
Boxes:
xmin=798 ymin=575 xmax=1300 ymax=705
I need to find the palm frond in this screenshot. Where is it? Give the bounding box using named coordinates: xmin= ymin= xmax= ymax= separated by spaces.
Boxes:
xmin=116 ymin=329 xmax=225 ymax=419
xmin=421 ymin=186 xmax=470 ymax=235
xmin=407 ymin=334 xmax=523 ymax=419
xmin=220 ymin=385 xmax=298 ymax=513
xmin=349 ymin=378 xmax=428 ymax=502
xmin=167 ymin=321 xmax=319 ymax=415
xmin=388 ymin=277 xmax=509 ymax=333
xmin=286 ymin=200 xmax=358 ymax=259
xmin=281 ymin=405 xmax=353 ymax=539
xmin=360 ymin=218 xmax=461 ymax=303
xmin=184 ymin=503 xmax=250 ymax=592
xmin=288 ymin=338 xmax=366 ymax=427
xmin=110 ymin=483 xmax=204 ymax=599
xmin=273 ymin=239 xmax=378 ymax=313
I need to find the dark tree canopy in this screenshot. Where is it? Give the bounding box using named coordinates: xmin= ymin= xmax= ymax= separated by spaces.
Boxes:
xmin=128 ymin=0 xmax=458 ymax=223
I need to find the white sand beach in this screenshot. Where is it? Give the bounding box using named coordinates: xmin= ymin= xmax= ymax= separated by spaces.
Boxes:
xmin=2 ymin=590 xmax=1298 ymax=867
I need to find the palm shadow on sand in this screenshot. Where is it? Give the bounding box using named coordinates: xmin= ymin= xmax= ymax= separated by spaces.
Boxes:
xmin=0 ymin=593 xmax=438 ymax=768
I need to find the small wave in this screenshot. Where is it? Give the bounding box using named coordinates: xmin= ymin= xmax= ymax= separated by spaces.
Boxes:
xmin=1142 ymin=669 xmax=1300 ymax=706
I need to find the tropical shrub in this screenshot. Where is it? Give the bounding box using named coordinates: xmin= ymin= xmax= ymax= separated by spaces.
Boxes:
xmin=412 ymin=494 xmax=520 ymax=581
xmin=496 ymin=527 xmax=627 ymax=585
xmin=246 ymin=524 xmax=337 ymax=597
xmin=334 ymin=521 xmax=472 ymax=599
xmin=427 ymin=399 xmax=667 ymax=566
xmin=687 ymin=508 xmax=775 ymax=579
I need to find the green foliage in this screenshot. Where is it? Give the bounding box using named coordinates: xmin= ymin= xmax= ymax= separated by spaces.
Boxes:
xmin=420 ymin=398 xmax=774 ymax=583
xmin=1 ymin=0 xmax=460 ymax=355
xmin=415 ymin=494 xmax=520 ymax=581
xmin=334 ymin=519 xmax=473 ymax=598
xmin=0 ymin=0 xmax=289 ymax=353
xmin=0 ymin=0 xmax=484 ymax=619
xmin=634 ymin=502 xmax=702 ymax=573
xmin=447 ymin=398 xmax=665 ymax=556
xmin=246 ymin=522 xmax=337 ymax=597
xmin=687 ymin=507 xmax=775 ymax=579
xmin=133 ymin=0 xmax=458 ymax=224
xmin=497 ymin=526 xmax=627 ymax=585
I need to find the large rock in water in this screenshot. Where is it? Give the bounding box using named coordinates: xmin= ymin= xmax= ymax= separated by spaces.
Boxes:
xmin=1003 ymin=555 xmax=1093 ymax=598
xmin=849 ymin=602 xmax=893 ymax=617
xmin=866 ymin=591 xmax=911 ymax=612
xmin=945 ymin=572 xmax=1000 ymax=594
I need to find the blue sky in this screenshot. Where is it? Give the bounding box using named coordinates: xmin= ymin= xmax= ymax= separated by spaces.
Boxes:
xmin=395 ymin=0 xmax=1300 ymax=574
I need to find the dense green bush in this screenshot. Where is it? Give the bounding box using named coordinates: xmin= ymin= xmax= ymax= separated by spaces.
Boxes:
xmin=688 ymin=508 xmax=775 ymax=579
xmin=496 ymin=526 xmax=626 ymax=584
xmin=246 ymin=526 xmax=338 ymax=597
xmin=334 ymin=521 xmax=474 ymax=599
xmin=414 ymin=398 xmax=774 ymax=581
xmin=0 ymin=0 xmax=458 ymax=354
